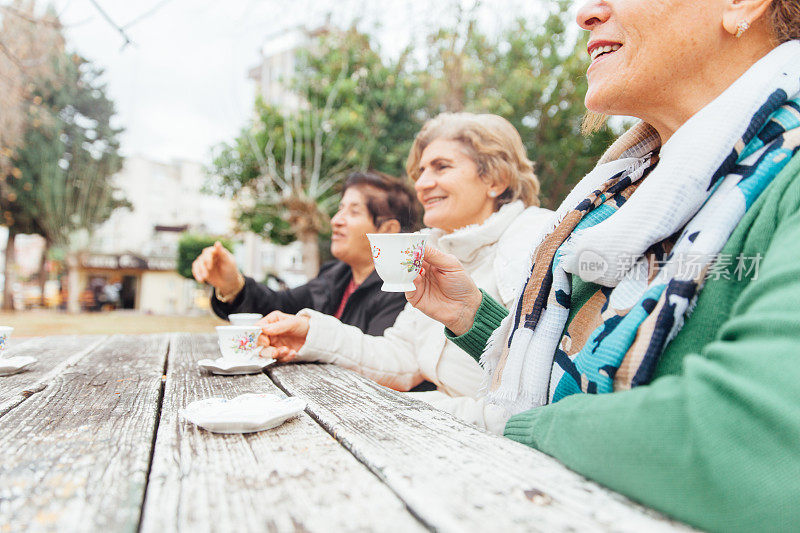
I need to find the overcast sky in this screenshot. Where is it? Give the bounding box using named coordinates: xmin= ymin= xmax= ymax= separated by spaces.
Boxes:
xmin=43 ymin=0 xmax=550 ymax=165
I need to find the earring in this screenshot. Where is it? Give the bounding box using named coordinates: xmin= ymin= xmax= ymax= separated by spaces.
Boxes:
xmin=489 ymin=191 xmax=498 ymax=198
xmin=735 ymin=20 xmax=750 ymax=38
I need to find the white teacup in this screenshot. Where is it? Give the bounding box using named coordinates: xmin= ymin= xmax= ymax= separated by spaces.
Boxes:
xmin=366 ymin=233 xmax=428 ymax=292
xmin=0 ymin=326 xmax=12 ymax=357
xmin=228 ymin=313 xmax=263 ymax=326
xmin=215 ymin=325 xmax=261 ymax=361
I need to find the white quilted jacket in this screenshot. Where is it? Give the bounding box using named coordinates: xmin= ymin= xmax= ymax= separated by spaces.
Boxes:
xmin=295 ymin=201 xmax=553 ymax=433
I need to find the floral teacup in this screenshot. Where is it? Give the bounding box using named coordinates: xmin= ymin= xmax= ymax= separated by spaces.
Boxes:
xmin=366 ymin=233 xmax=428 ymax=292
xmin=215 ymin=325 xmax=261 ymax=361
xmin=0 ymin=326 xmax=12 ymax=357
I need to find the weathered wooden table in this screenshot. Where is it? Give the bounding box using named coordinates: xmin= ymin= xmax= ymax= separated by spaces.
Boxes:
xmin=0 ymin=333 xmax=692 ymax=532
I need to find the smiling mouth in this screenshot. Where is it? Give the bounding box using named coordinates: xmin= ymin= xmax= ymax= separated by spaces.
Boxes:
xmin=588 ymin=43 xmax=622 ymax=62
xmin=422 ymin=196 xmax=446 ymax=208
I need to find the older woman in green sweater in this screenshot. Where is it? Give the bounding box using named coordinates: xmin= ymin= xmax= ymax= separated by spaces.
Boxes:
xmin=406 ymin=0 xmax=800 ymax=531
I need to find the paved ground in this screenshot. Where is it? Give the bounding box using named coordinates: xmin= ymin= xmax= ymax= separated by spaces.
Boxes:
xmin=0 ymin=310 xmax=227 ymax=337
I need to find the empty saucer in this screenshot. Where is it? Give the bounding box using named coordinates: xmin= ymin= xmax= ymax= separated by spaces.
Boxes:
xmin=0 ymin=356 xmax=37 ymax=377
xmin=197 ymin=357 xmax=274 ymax=375
xmin=180 ymin=393 xmax=306 ymax=434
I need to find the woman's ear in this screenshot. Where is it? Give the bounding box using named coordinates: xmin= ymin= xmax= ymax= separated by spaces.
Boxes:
xmin=722 ymin=0 xmax=773 ymax=37
xmin=487 ymin=183 xmax=508 ymax=199
xmin=377 ymin=218 xmax=401 ymax=234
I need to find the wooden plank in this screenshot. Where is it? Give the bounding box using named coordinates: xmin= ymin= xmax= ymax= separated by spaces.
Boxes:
xmin=269 ymin=363 xmax=695 ymax=533
xmin=0 ymin=335 xmax=108 ymax=416
xmin=140 ymin=333 xmax=425 ymax=533
xmin=0 ymin=334 xmax=169 ymax=532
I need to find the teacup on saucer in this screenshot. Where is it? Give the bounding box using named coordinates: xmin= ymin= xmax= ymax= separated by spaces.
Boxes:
xmin=215 ymin=325 xmax=261 ymax=361
xmin=197 ymin=357 xmax=273 ymax=376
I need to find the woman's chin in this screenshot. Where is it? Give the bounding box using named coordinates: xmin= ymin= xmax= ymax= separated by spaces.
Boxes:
xmin=423 ymin=211 xmax=444 ymax=231
xmin=584 ymin=91 xmax=608 ymax=114
xmin=585 ymin=85 xmax=635 ymax=120
xmin=330 ymin=242 xmax=347 ymax=261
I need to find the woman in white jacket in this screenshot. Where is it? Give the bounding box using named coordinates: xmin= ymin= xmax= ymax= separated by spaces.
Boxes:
xmin=259 ymin=112 xmax=552 ymax=432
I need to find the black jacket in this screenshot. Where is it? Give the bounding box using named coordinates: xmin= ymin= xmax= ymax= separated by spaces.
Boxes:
xmin=210 ymin=260 xmax=406 ymax=336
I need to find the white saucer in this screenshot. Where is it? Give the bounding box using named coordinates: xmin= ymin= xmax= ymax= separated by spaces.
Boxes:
xmin=0 ymin=356 xmax=37 ymax=376
xmin=180 ymin=393 xmax=306 ymax=434
xmin=197 ymin=357 xmax=274 ymax=375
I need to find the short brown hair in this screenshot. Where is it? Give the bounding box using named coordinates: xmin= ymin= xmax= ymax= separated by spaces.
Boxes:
xmin=342 ymin=171 xmax=421 ymax=232
xmin=406 ymin=113 xmax=540 ymax=208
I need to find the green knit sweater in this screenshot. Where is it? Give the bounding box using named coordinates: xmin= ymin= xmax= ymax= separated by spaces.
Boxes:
xmin=449 ymin=152 xmax=800 ymax=532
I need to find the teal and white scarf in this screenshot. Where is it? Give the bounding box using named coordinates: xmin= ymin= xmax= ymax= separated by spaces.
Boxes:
xmin=482 ymin=41 xmax=800 ymax=416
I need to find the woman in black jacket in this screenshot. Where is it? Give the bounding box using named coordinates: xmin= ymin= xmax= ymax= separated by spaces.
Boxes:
xmin=192 ymin=171 xmax=419 ymax=336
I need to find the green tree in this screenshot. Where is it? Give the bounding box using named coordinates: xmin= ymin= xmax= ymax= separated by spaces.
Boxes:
xmin=3 ymin=50 xmax=128 ymax=310
xmin=300 ymin=28 xmax=426 ymax=176
xmin=208 ymin=26 xmax=425 ymax=277
xmin=0 ymin=1 xmax=64 ymax=309
xmin=421 ymin=0 xmax=618 ymax=208
xmin=0 ymin=1 xmax=64 ymax=178
xmin=176 ymin=234 xmax=233 ymax=280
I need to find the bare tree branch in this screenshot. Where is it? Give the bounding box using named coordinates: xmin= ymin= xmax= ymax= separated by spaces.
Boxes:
xmin=243 ymin=129 xmax=268 ymax=176
xmin=0 ymin=4 xmax=60 ymax=27
xmin=309 ymin=57 xmax=347 ymax=195
xmin=122 ymin=0 xmax=175 ymax=30
xmin=86 ymin=0 xmax=134 ymax=49
xmin=261 ymin=134 xmax=290 ymax=191
xmin=0 ymin=38 xmax=25 ymax=71
xmin=282 ymin=118 xmax=294 ymax=192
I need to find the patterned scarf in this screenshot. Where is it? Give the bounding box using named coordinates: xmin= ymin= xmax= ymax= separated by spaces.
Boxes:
xmin=481 ymin=41 xmax=800 ymax=415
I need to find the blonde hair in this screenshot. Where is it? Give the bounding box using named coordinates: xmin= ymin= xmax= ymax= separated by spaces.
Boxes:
xmin=406 ymin=113 xmax=540 ymax=208
xmin=581 ymin=111 xmax=609 ymax=136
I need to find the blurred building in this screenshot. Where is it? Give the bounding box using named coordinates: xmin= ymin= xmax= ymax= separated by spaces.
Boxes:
xmin=236 ymin=232 xmax=307 ymax=291
xmin=0 ymin=230 xmax=55 ymax=309
xmin=68 ymin=156 xmax=229 ymax=314
xmin=93 ymin=156 xmax=230 ymax=257
xmin=248 ymin=21 xmax=331 ymax=110
xmin=239 ymin=22 xmax=335 ymax=286
xmin=80 ymin=155 xmax=305 ymax=314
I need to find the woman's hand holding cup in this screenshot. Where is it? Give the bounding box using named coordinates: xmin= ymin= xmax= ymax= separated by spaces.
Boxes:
xmin=256 ymin=311 xmax=310 ymax=362
xmin=405 ymin=246 xmax=483 ymax=336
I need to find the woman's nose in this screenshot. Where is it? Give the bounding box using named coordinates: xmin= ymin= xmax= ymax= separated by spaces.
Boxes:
xmin=414 ymin=170 xmax=434 ymax=193
xmin=577 ymin=0 xmax=611 ymax=31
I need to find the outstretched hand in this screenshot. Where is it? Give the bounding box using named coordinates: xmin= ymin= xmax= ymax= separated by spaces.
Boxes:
xmin=191 ymin=241 xmax=242 ymax=295
xmin=405 ymin=246 xmax=483 ymax=336
xmin=256 ymin=310 xmax=310 ymax=363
